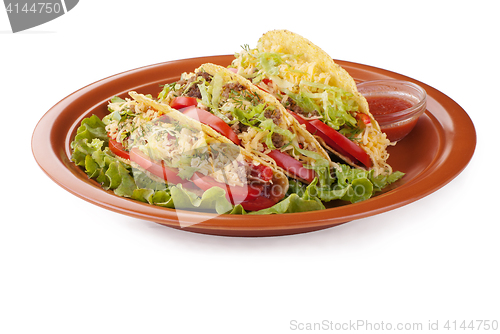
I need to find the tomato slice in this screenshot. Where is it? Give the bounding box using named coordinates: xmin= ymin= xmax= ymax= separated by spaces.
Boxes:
xmin=250 ymin=164 xmax=273 ymax=182
xmin=170 ymin=96 xmax=198 ymax=110
xmin=239 ymin=197 xmax=277 ymax=212
xmin=129 ymin=148 xmax=185 ymax=184
xmin=289 ymin=111 xmax=372 ymax=168
xmin=181 ymin=106 xmax=241 ymax=145
xmin=289 ymin=111 xmax=352 ymax=157
xmin=308 ymin=119 xmax=372 ymax=168
xmin=108 ymin=139 xmax=130 ymax=160
xmin=110 ymin=139 xmax=279 ymax=211
xmin=356 ymin=113 xmax=371 ymax=125
xmin=266 ymin=149 xmax=316 ymax=183
xmin=254 ymin=78 xmax=272 ymax=93
xmin=191 ymin=173 xmax=279 ymax=211
xmin=191 ymin=172 xmax=260 ymax=204
xmin=262 ymin=78 xmax=272 ymax=86
xmin=288 ymin=110 xmax=317 ymax=134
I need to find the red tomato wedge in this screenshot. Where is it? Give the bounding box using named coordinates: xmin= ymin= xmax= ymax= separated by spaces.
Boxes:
xmin=288 ymin=110 xmax=317 ymax=133
xmin=239 ymin=197 xmax=277 ymax=212
xmin=289 ymin=111 xmax=350 ymax=156
xmin=255 ymin=78 xmax=272 ymax=93
xmin=129 ymin=148 xmax=185 ymax=185
xmin=356 ymin=113 xmax=371 ymax=125
xmin=108 ymin=139 xmax=130 ymax=160
xmin=170 ymin=96 xmax=198 ymax=110
xmin=250 ymin=164 xmax=273 ymax=182
xmin=192 ymin=173 xmax=280 ymax=211
xmin=181 ymin=106 xmax=241 ymax=145
xmin=289 ymin=111 xmax=372 ymax=168
xmin=266 ymin=149 xmax=316 ymax=183
xmin=109 ymin=139 xmax=185 ymax=184
xmin=308 ymin=119 xmax=373 ymax=168
xmin=109 ymin=138 xmax=278 ymax=211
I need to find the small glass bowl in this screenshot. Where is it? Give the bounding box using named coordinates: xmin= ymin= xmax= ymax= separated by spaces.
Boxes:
xmin=357 ymin=79 xmax=427 ymax=142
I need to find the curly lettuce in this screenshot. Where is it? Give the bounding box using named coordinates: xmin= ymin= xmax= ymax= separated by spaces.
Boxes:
xmin=71 ymin=114 xmax=404 ymax=215
xmin=70 ymin=115 xmax=234 ymax=214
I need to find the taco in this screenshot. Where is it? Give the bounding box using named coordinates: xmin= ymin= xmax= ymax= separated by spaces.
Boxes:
xmin=231 ymin=30 xmax=393 ymax=176
xmin=156 ymin=63 xmax=335 ymax=185
xmin=101 ymin=91 xmax=289 ymax=212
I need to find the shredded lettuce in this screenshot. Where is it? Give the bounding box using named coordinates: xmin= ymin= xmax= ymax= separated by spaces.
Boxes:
xmin=210 ymin=73 xmax=224 ymax=108
xmin=236 ymin=47 xmax=359 ymax=133
xmin=198 ymin=82 xmax=211 ymax=106
xmin=259 ymin=118 xmax=295 ymax=150
xmin=285 ymin=83 xmax=357 ymax=131
xmin=231 ymin=103 xmax=295 ymax=150
xmin=258 ymin=52 xmax=284 ymax=76
xmin=199 ymin=79 xmax=233 ymax=124
xmin=158 ymin=82 xmax=177 ymax=101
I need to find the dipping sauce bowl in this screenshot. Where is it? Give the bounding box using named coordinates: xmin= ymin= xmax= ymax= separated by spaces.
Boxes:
xmin=357 ymin=80 xmax=427 ymax=142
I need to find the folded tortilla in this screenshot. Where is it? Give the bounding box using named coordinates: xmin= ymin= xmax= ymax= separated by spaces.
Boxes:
xmin=231 ymin=30 xmax=393 ymax=176
xmin=116 ymin=91 xmax=290 ymax=205
xmin=156 ymin=63 xmax=334 ymax=184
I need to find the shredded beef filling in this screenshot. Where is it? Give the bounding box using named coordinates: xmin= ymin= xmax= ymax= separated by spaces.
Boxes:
xmin=177 ymin=71 xmax=213 ymax=99
xmin=230 ymin=122 xmax=248 ymax=135
xmin=271 ymin=133 xmax=284 ymax=148
xmin=221 ymin=82 xmax=245 ymax=98
xmin=286 ymin=97 xmax=320 ymax=118
xmin=264 ymin=108 xmax=282 ymax=125
xmin=185 ymin=85 xmax=201 ymax=98
xmin=196 ymin=71 xmax=212 ymax=83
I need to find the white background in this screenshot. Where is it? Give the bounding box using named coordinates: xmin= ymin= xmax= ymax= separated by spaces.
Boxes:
xmin=1 ymin=1 xmax=498 ymax=333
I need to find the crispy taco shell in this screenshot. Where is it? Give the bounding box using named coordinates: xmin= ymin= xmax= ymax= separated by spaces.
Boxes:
xmin=257 ymin=30 xmax=378 ymax=129
xmin=128 ymin=91 xmax=289 ymax=199
xmin=158 ymin=63 xmax=331 ymax=183
xmin=236 ymin=30 xmax=393 ymax=175
xmin=192 ymin=63 xmax=333 ymax=183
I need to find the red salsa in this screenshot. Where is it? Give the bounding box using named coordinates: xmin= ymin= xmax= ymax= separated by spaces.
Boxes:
xmin=366 ymin=96 xmax=418 ymax=142
xmin=366 ymin=96 xmax=412 ymax=115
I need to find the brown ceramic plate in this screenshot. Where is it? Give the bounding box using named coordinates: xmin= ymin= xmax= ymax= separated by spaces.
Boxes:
xmin=32 ymin=55 xmax=476 ymax=237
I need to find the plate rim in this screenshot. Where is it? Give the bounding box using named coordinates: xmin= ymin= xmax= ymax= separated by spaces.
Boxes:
xmin=31 ymin=55 xmax=477 ymax=237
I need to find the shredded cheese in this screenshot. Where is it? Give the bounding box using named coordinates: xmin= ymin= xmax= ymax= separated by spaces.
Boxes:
xmin=234 ymin=47 xmax=393 ymax=175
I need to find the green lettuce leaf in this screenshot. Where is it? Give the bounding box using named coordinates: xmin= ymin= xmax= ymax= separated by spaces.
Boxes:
xmin=71 ymin=114 xmax=234 ymax=214
xmin=71 ymin=113 xmax=405 ymax=215
xmin=370 ymin=171 xmax=405 ymax=192
xmin=245 ymin=178 xmax=325 ymax=215
xmin=71 ymin=114 xmax=109 ymax=147
xmin=288 ymin=164 xmax=404 ymax=204
xmin=248 ymin=193 xmax=325 ymax=215
xmin=169 ymin=184 xmax=233 ymax=214
xmin=106 ymin=161 xmax=136 ymax=197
